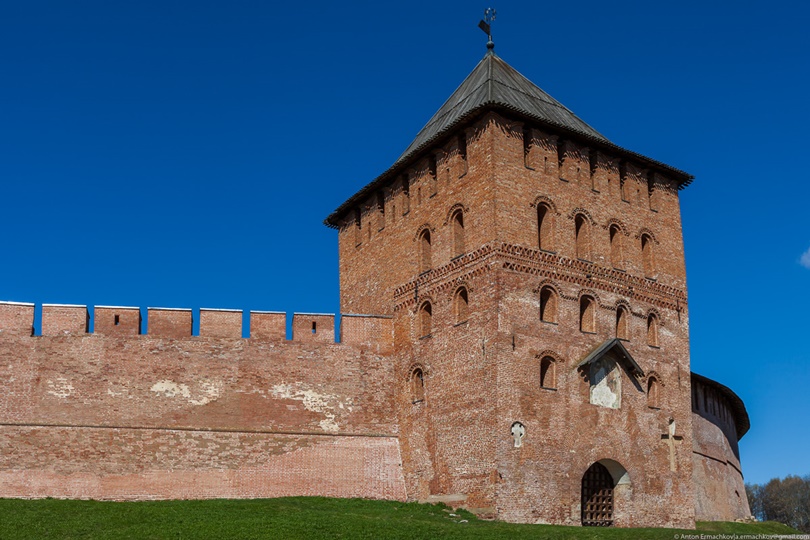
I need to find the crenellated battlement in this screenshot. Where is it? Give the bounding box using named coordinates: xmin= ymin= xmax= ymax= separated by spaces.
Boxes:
xmin=0 ymin=300 xmax=392 ymax=352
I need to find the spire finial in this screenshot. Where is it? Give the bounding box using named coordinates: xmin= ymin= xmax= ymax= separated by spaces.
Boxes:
xmin=478 ymin=8 xmax=497 ymax=51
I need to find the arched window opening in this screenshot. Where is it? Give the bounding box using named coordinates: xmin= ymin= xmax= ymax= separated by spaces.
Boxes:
xmin=616 ymin=306 xmax=629 ymax=340
xmin=540 ymin=356 xmax=557 ymax=389
xmin=537 ymin=204 xmax=554 ymax=251
xmin=575 ymin=214 xmax=591 ymax=261
xmin=647 ymin=314 xmax=660 ymax=347
xmin=580 ymin=295 xmax=596 ymax=333
xmin=609 ymin=225 xmax=623 ymax=269
xmin=419 ymin=229 xmax=432 ymax=273
xmin=411 ymin=368 xmax=425 ymax=403
xmin=419 ymin=301 xmax=432 ymax=337
xmin=452 ymin=210 xmax=465 ymax=257
xmin=454 ymin=288 xmax=469 ymax=324
xmin=641 ymin=234 xmax=655 ymax=278
xmin=647 ymin=377 xmax=660 ymax=409
xmin=539 ymin=286 xmax=558 ymax=323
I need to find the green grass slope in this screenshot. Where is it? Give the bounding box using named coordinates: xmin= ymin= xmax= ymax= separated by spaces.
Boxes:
xmin=0 ymin=497 xmax=800 ymax=540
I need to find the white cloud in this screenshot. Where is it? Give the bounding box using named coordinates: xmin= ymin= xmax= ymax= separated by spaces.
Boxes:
xmin=800 ymin=248 xmax=810 ymax=270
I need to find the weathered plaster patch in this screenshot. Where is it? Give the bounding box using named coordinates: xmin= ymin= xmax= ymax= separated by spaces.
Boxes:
xmin=270 ymin=383 xmax=350 ymax=432
xmin=150 ymin=379 xmax=222 ymax=406
xmin=590 ymin=359 xmax=621 ymax=409
xmin=46 ymin=377 xmax=73 ymax=398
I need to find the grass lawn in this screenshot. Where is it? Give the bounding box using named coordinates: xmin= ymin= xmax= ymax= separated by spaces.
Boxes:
xmin=0 ymin=497 xmax=800 ymax=540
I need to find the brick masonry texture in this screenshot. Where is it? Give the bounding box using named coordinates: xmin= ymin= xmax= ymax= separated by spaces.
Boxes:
xmin=0 ymin=95 xmax=749 ymax=527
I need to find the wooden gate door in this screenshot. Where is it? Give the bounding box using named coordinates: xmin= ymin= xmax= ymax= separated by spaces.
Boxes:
xmin=581 ymin=462 xmax=614 ymax=526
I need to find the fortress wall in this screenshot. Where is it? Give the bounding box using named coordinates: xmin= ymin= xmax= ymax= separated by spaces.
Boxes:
xmin=0 ymin=427 xmax=405 ymax=502
xmin=42 ymin=304 xmax=88 ymax=336
xmin=95 ymin=306 xmax=141 ymax=336
xmin=250 ymin=311 xmax=286 ymax=340
xmin=692 ymin=394 xmax=751 ymax=521
xmin=148 ymin=308 xmax=192 ymax=338
xmin=0 ymin=332 xmax=397 ymax=433
xmin=199 ymin=308 xmax=241 ymax=338
xmin=340 ymin=314 xmax=393 ymax=354
xmin=0 ymin=302 xmax=394 ymax=347
xmin=0 ymin=310 xmax=402 ymax=501
xmin=0 ymin=302 xmax=34 ymax=336
xmin=292 ymin=313 xmax=334 ymax=343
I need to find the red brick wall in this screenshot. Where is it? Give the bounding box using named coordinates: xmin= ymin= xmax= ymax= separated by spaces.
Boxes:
xmin=148 ymin=308 xmax=192 ymax=338
xmin=94 ymin=306 xmax=141 ymax=336
xmin=691 ymin=379 xmax=750 ymax=521
xmin=42 ymin=305 xmax=88 ymax=336
xmin=0 ymin=302 xmax=34 ymax=336
xmin=250 ymin=311 xmax=286 ymax=340
xmin=0 ymin=427 xmax=405 ymax=501
xmin=337 ymin=117 xmax=497 ymax=316
xmin=199 ymin=309 xmax=241 ymax=338
xmin=340 ymin=315 xmax=393 ymax=354
xmin=292 ymin=314 xmax=334 ymax=343
xmin=350 ymin=112 xmax=701 ymax=527
xmin=0 ymin=321 xmax=402 ymax=501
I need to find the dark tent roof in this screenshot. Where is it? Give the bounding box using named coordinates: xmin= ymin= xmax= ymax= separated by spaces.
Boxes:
xmin=324 ymin=50 xmax=693 ymax=228
xmin=577 ymin=338 xmax=645 ymax=377
xmin=395 ymin=50 xmax=609 ymax=161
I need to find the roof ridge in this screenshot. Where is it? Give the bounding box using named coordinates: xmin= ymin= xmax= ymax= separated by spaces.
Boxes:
xmin=402 ymin=80 xmax=490 ymax=150
xmin=324 ymin=51 xmax=693 ymax=227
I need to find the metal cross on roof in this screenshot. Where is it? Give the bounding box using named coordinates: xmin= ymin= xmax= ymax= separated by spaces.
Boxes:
xmin=478 ymin=8 xmax=496 ymax=49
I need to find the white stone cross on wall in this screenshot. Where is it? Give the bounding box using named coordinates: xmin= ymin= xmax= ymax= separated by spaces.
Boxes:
xmin=661 ymin=418 xmax=683 ymax=472
xmin=511 ymin=422 xmax=525 ymax=448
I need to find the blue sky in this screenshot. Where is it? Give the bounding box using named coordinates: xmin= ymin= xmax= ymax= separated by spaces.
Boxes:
xmin=1 ymin=1 xmax=808 ymax=486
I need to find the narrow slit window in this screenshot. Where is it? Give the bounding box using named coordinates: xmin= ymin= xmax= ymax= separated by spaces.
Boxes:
xmin=376 ymin=191 xmax=385 ymax=228
xmin=557 ymin=139 xmax=566 ymax=179
xmin=609 ymin=225 xmax=623 ymax=269
xmin=647 ymin=377 xmax=660 ymax=409
xmin=452 ymin=210 xmax=465 ymax=257
xmin=575 ymin=214 xmax=591 ymax=261
xmin=411 ymin=368 xmax=425 ymax=403
xmin=429 ymin=156 xmax=438 ymax=196
xmin=641 ymin=234 xmax=655 ymax=278
xmin=419 ymin=301 xmax=432 ymax=337
xmin=402 ymin=176 xmax=410 ymax=214
xmin=454 ymin=287 xmax=469 ymax=324
xmin=419 ymin=229 xmax=432 ymax=273
xmin=523 ymin=126 xmax=532 ymax=168
xmin=540 ymin=356 xmax=556 ymax=389
xmin=114 ymin=315 xmax=120 ymax=326
xmin=616 ymin=306 xmax=629 ymax=340
xmin=539 ymin=286 xmax=558 ymax=323
xmin=354 ymin=208 xmax=362 ymax=245
xmin=538 ymin=204 xmax=554 ymax=251
xmin=458 ymin=134 xmax=468 ymax=175
xmin=620 ymin=161 xmax=629 ymax=201
xmin=647 ymin=314 xmax=659 ymax=347
xmin=312 ymin=321 xmax=317 ymax=334
xmin=580 ymin=296 xmax=596 ymax=333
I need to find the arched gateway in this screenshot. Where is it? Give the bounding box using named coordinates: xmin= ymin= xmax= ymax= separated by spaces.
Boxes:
xmin=581 ymin=462 xmax=615 ymax=526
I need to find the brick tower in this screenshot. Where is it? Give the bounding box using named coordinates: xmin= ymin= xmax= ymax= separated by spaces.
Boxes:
xmin=326 ymin=45 xmax=700 ymax=527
